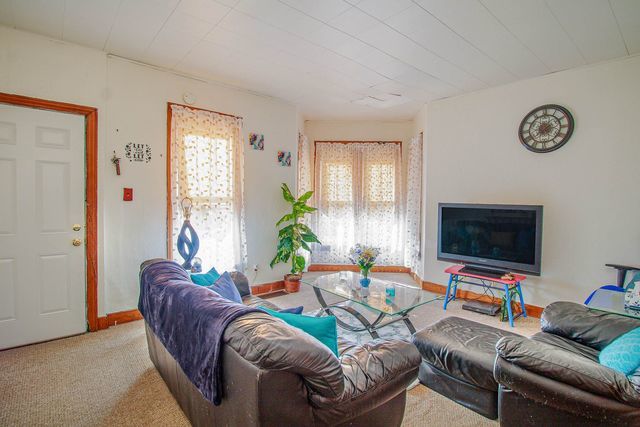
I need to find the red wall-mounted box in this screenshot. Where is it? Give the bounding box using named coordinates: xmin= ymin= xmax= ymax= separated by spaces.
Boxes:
xmin=123 ymin=188 xmax=133 ymax=201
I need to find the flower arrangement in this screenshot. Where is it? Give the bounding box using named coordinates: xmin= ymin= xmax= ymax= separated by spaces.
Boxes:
xmin=349 ymin=244 xmax=380 ymax=285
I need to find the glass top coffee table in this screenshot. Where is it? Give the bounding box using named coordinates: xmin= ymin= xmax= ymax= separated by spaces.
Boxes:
xmin=586 ymin=288 xmax=640 ymax=319
xmin=302 ymin=271 xmax=442 ymax=338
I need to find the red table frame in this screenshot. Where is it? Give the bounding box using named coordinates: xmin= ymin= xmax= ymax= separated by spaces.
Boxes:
xmin=443 ymin=265 xmax=527 ymax=327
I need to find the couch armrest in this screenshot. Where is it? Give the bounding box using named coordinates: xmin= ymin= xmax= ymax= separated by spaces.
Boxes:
xmin=223 ymin=312 xmax=345 ymax=399
xmin=310 ymin=339 xmax=421 ymax=408
xmin=496 ymin=336 xmax=640 ymax=407
xmin=541 ymin=302 xmax=640 ymax=350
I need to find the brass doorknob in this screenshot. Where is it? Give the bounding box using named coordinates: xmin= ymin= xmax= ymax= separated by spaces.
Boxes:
xmin=72 ymin=239 xmax=82 ymax=246
xmin=72 ymin=224 xmax=82 ymax=231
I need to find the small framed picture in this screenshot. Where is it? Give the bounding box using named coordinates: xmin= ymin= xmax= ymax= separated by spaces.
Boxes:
xmin=249 ymin=132 xmax=264 ymax=150
xmin=277 ymin=151 xmax=291 ymax=166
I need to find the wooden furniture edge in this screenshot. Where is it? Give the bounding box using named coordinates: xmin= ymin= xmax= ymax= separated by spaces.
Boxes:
xmin=251 ymin=280 xmax=285 ymax=296
xmin=0 ymin=92 xmax=100 ymax=332
xmin=421 ymin=280 xmax=544 ymax=318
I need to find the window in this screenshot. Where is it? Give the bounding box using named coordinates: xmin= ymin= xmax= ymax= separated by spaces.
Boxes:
xmin=312 ymin=142 xmax=403 ymax=265
xmin=168 ymin=104 xmax=246 ymax=272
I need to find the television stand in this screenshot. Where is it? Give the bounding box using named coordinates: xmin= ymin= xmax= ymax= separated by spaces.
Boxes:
xmin=459 ymin=265 xmax=507 ymax=279
xmin=443 ymin=265 xmax=528 ymax=327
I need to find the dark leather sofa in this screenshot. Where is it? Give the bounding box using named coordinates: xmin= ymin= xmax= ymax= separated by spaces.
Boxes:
xmin=496 ymin=301 xmax=640 ymax=426
xmin=414 ymin=301 xmax=640 ymax=425
xmin=140 ymin=260 xmax=421 ymax=426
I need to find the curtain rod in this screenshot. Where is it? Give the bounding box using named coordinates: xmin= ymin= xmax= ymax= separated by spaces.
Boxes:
xmin=168 ymin=102 xmax=243 ymax=120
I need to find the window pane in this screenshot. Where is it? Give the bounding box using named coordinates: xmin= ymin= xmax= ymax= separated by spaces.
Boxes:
xmin=184 ymin=134 xmax=233 ymax=201
xmin=325 ymin=163 xmax=352 ymax=202
xmin=366 ymin=163 xmax=395 ymax=202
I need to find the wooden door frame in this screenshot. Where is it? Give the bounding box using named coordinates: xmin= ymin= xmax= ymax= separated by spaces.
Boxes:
xmin=0 ymin=92 xmax=99 ymax=332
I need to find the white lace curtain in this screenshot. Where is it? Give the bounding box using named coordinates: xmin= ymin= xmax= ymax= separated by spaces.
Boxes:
xmin=312 ymin=142 xmax=404 ymax=265
xmin=169 ymin=104 xmax=247 ymax=272
xmin=404 ymin=133 xmax=423 ymax=276
xmin=297 ymin=133 xmax=312 ymax=197
xmin=297 ymin=133 xmax=313 ymax=269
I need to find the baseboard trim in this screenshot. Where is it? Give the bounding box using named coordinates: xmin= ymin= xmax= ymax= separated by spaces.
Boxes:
xmin=420 ymin=281 xmax=544 ymax=318
xmin=308 ymin=264 xmax=410 ymax=273
xmin=97 ymin=309 xmax=143 ymax=330
xmin=94 ymin=271 xmax=542 ymax=331
xmin=251 ymin=280 xmax=285 ymax=296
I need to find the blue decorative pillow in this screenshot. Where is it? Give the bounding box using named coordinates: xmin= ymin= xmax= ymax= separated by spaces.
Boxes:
xmin=599 ymin=327 xmax=640 ymax=375
xmin=190 ymin=267 xmax=220 ymax=286
xmin=262 ymin=307 xmax=338 ymax=357
xmin=277 ymin=306 xmax=304 ymax=314
xmin=206 ymin=272 xmax=242 ymax=304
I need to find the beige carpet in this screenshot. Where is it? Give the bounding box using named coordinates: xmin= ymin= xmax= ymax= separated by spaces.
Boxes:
xmin=1 ymin=272 xmax=537 ymax=426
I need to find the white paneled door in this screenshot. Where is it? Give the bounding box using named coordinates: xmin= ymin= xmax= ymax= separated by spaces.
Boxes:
xmin=0 ymin=104 xmax=86 ymax=350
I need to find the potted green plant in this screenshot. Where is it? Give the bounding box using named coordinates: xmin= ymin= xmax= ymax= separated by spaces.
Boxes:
xmin=270 ymin=183 xmax=321 ymax=293
xmin=500 ymin=287 xmax=521 ymax=322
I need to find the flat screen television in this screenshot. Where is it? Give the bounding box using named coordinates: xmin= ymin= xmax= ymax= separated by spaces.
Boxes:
xmin=437 ymin=203 xmax=543 ymax=276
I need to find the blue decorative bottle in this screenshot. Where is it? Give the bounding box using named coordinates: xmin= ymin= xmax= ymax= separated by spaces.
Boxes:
xmin=176 ymin=197 xmax=200 ymax=270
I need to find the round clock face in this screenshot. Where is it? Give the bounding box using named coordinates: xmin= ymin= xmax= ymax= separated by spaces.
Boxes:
xmin=518 ymin=104 xmax=574 ymax=153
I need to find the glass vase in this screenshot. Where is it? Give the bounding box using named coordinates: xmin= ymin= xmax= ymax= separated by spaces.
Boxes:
xmin=359 ymin=270 xmax=371 ymax=287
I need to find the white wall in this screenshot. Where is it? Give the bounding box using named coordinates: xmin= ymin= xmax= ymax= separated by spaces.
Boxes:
xmin=414 ymin=55 xmax=640 ymax=307
xmin=305 ymin=120 xmax=413 ymax=145
xmin=0 ymin=27 xmax=299 ymax=314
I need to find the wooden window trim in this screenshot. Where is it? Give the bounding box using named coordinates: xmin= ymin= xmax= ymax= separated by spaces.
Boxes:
xmin=0 ymin=92 xmax=99 ymax=332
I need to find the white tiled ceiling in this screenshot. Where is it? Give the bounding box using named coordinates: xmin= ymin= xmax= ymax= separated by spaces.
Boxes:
xmin=1 ymin=0 xmax=639 ymax=119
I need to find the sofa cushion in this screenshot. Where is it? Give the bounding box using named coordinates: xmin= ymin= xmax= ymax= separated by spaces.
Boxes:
xmin=207 ymin=272 xmax=242 ymax=303
xmin=532 ymin=331 xmax=600 ymax=362
xmin=242 ymin=295 xmax=280 ymax=311
xmin=263 ymin=307 xmax=339 ymax=357
xmin=191 ymin=266 xmax=221 ymax=286
xmin=412 ymin=316 xmax=520 ymax=391
xmin=541 ymin=301 xmax=640 ymax=350
xmin=277 ymin=305 xmax=304 ymax=314
xmin=229 ymin=271 xmax=251 ymax=297
xmin=600 ymin=328 xmax=640 ymax=375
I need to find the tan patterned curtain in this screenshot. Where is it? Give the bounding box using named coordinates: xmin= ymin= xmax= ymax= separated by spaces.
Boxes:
xmin=170 ymin=104 xmax=247 ymax=272
xmin=312 ymin=142 xmax=403 ymax=265
xmin=297 ymin=132 xmax=312 ymax=197
xmin=404 ymin=133 xmax=423 ymax=276
xmin=297 ymin=133 xmax=313 ymax=269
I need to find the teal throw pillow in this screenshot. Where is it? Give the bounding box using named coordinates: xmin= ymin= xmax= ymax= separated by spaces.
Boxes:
xmin=599 ymin=327 xmax=640 ymax=375
xmin=262 ymin=308 xmax=339 ymax=357
xmin=190 ymin=267 xmax=220 ymax=286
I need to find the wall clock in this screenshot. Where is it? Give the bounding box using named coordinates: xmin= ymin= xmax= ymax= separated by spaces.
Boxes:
xmin=518 ymin=104 xmax=574 ymax=153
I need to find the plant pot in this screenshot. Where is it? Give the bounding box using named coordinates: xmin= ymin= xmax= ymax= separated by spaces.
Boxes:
xmin=284 ymin=274 xmax=302 ymax=293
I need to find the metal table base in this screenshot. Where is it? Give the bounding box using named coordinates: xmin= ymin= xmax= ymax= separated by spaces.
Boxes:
xmin=312 ymin=286 xmax=417 ymax=339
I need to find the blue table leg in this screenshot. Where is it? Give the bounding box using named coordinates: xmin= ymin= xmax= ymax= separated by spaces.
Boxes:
xmin=516 ymin=282 xmax=527 ymax=318
xmin=504 ymin=284 xmax=514 ymax=327
xmin=443 ymin=274 xmax=454 ymax=310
